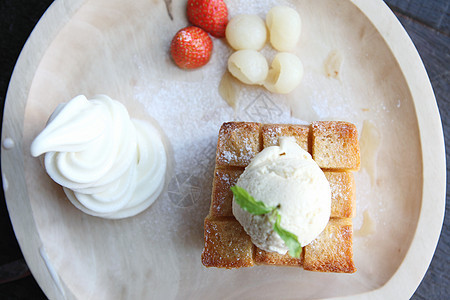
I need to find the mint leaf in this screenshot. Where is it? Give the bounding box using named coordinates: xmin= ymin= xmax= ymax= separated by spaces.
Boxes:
xmin=231 ymin=186 xmax=275 ymax=215
xmin=231 ymin=185 xmax=302 ymax=258
xmin=273 ymin=212 xmax=302 ymax=258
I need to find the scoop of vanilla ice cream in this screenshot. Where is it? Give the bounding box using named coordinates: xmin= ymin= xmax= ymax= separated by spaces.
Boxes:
xmin=232 ymin=137 xmax=331 ymax=254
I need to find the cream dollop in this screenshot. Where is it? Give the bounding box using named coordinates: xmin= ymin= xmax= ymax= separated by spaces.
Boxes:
xmin=31 ymin=95 xmax=167 ymax=219
xmin=232 ymin=137 xmax=331 ymax=254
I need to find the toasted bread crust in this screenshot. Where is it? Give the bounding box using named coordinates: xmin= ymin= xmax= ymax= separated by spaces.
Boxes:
xmin=201 ymin=217 xmax=255 ymax=268
xmin=311 ymin=121 xmax=360 ymax=171
xmin=216 ymin=122 xmax=261 ymax=167
xmin=325 ymin=171 xmax=356 ymax=218
xmin=261 ymin=124 xmax=309 ymax=151
xmin=303 ymin=218 xmax=356 ymax=273
xmin=210 ymin=168 xmax=244 ymax=217
xmin=255 ymin=247 xmax=303 ymax=266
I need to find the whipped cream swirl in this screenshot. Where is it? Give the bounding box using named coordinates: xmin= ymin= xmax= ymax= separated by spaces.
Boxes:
xmin=31 ymin=95 xmax=167 ymax=219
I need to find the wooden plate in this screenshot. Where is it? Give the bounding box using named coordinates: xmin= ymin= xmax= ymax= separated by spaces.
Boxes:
xmin=2 ymin=0 xmax=445 ymax=299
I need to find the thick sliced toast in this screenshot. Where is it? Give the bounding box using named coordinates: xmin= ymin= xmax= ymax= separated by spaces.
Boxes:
xmin=201 ymin=121 xmax=359 ymax=273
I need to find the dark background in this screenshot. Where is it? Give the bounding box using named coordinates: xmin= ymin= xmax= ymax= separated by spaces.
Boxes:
xmin=1 ymin=0 xmax=448 ymax=299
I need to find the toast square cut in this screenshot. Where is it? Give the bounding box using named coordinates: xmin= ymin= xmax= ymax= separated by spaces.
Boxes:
xmin=311 ymin=121 xmax=360 ymax=170
xmin=201 ymin=217 xmax=255 ymax=268
xmin=325 ymin=171 xmax=356 ymax=218
xmin=216 ymin=122 xmax=261 ymax=167
xmin=261 ymin=124 xmax=309 ymax=151
xmin=210 ymin=168 xmax=244 ymax=217
xmin=303 ymin=218 xmax=356 ymax=273
xmin=255 ymin=247 xmax=303 ymax=266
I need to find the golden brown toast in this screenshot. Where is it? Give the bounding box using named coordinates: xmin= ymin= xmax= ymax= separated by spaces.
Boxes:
xmin=202 ymin=217 xmax=255 ymax=268
xmin=311 ymin=121 xmax=360 ymax=171
xmin=201 ymin=121 xmax=359 ymax=273
xmin=303 ymin=218 xmax=355 ymax=273
xmin=325 ymin=171 xmax=355 ymax=218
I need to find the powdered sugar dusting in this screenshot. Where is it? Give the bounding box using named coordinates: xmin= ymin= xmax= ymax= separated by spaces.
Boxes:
xmin=330 ymin=174 xmax=345 ymax=201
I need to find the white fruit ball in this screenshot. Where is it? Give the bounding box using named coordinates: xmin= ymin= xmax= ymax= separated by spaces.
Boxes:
xmin=266 ymin=6 xmax=301 ymax=51
xmin=226 ymin=14 xmax=267 ymax=50
xmin=228 ymin=50 xmax=269 ymax=85
xmin=264 ymin=52 xmax=304 ymax=94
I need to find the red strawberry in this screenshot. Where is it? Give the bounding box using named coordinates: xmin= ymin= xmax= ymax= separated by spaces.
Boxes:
xmin=170 ymin=26 xmax=213 ymax=69
xmin=187 ymin=0 xmax=228 ymax=38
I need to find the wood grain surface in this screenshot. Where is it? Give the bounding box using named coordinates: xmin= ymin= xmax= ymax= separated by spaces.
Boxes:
xmin=0 ymin=0 xmax=448 ymax=299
